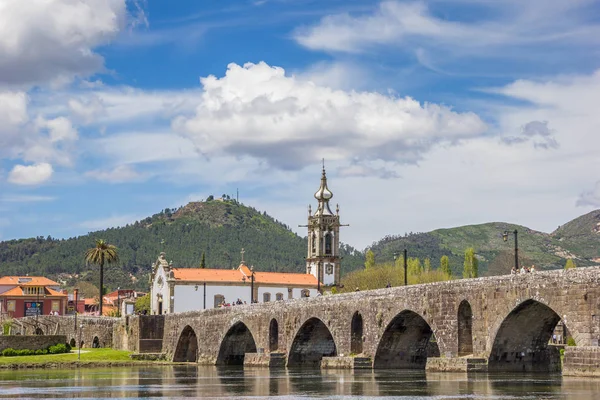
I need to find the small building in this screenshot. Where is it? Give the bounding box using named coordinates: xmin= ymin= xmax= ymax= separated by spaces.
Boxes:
xmin=0 ymin=276 xmax=67 ymax=318
xmin=150 ymin=252 xmax=319 ymax=315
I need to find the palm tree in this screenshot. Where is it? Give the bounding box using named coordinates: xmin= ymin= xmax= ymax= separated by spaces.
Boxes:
xmin=85 ymin=239 xmax=119 ymax=316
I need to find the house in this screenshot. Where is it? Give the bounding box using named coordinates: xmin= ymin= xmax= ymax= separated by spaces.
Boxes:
xmin=150 ymin=254 xmax=319 ymax=314
xmin=0 ymin=276 xmax=67 ymax=318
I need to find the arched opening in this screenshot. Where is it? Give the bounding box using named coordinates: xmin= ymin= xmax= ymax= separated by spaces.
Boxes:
xmin=489 ymin=299 xmax=562 ymax=372
xmin=457 ymin=300 xmax=473 ymax=356
xmin=69 ymin=338 xmax=76 ymax=348
xmin=34 ymin=327 xmax=44 ymax=335
xmin=324 ymin=233 xmax=332 ymax=255
xmin=351 ymin=311 xmax=363 ymax=354
xmin=288 ymin=317 xmax=337 ymax=367
xmin=269 ymin=319 xmax=279 ymax=351
xmin=374 ymin=310 xmax=439 ymax=369
xmin=80 ymin=340 xmax=84 ymax=348
xmin=92 ymin=336 xmax=100 ymax=348
xmin=173 ymin=325 xmax=198 ymax=362
xmin=217 ymin=322 xmax=257 ymax=365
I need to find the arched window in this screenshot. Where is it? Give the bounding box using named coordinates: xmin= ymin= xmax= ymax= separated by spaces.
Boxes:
xmin=214 ymin=294 xmax=224 ymax=308
xmin=263 ymin=292 xmax=271 ymax=302
xmin=276 ymin=293 xmax=284 ymax=301
xmin=311 ymin=232 xmax=317 ymax=255
xmin=325 ymin=233 xmax=332 ymax=255
xmin=301 ymin=289 xmax=310 ymax=298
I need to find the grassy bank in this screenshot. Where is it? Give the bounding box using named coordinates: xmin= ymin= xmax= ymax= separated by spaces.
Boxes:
xmin=0 ymin=348 xmax=156 ymax=368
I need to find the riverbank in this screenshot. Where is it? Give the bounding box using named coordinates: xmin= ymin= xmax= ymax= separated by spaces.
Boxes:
xmin=0 ymin=348 xmax=177 ymax=369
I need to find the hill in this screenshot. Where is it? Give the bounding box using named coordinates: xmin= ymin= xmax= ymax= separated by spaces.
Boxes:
xmin=366 ymin=210 xmax=600 ymax=276
xmin=0 ymin=199 xmax=364 ymax=292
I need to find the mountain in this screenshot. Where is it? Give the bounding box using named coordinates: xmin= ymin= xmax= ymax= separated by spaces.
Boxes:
xmin=0 ymin=199 xmax=364 ymax=292
xmin=366 ymin=210 xmax=600 ymax=276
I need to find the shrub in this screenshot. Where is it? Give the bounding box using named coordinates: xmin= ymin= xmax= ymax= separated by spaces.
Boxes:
xmin=48 ymin=343 xmax=69 ymax=354
xmin=567 ymin=337 xmax=576 ymax=346
xmin=2 ymin=348 xmax=16 ymax=357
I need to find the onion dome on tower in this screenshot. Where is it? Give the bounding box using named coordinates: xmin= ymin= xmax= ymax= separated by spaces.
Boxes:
xmin=313 ymin=166 xmax=334 ymax=216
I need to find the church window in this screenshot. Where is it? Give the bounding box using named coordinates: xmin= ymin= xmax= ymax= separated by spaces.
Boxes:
xmin=276 ymin=293 xmax=284 ymax=301
xmin=326 ymin=263 xmax=333 ymax=274
xmin=311 ymin=233 xmax=316 ymax=255
xmin=301 ymin=289 xmax=310 ymax=298
xmin=214 ymin=294 xmax=224 ymax=308
xmin=325 ymin=233 xmax=332 ymax=255
xmin=263 ymin=292 xmax=271 ymax=302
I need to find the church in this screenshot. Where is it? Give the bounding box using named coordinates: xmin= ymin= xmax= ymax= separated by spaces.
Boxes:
xmin=150 ymin=166 xmax=344 ymax=315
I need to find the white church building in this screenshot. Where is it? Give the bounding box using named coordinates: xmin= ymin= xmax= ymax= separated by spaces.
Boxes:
xmin=150 ymin=166 xmax=344 ymax=315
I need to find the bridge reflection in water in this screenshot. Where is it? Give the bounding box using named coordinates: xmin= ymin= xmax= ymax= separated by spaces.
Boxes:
xmin=1 ymin=366 xmax=599 ymax=398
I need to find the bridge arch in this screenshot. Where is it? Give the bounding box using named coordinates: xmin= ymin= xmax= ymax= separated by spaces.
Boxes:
xmin=288 ymin=317 xmax=337 ymax=367
xmin=488 ymin=299 xmax=564 ymax=372
xmin=269 ymin=318 xmax=279 ymax=351
xmin=374 ymin=309 xmax=439 ymax=369
xmin=457 ymin=300 xmax=473 ymax=356
xmin=216 ymin=321 xmax=257 ymax=365
xmin=350 ymin=311 xmax=363 ymax=354
xmin=173 ymin=325 xmax=198 ymax=362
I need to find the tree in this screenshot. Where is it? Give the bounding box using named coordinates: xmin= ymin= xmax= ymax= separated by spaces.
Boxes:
xmin=85 ymin=239 xmax=119 ymax=316
xmin=565 ymin=258 xmax=576 ymax=270
xmin=440 ymin=255 xmax=451 ymax=277
xmin=408 ymin=257 xmax=422 ymax=276
xmin=424 ymin=258 xmax=431 ymax=273
xmin=463 ymin=248 xmax=478 ymax=278
xmin=365 ymin=249 xmax=375 ymax=270
xmin=200 ymin=251 xmax=206 ymax=269
xmin=134 ymin=294 xmax=150 ymax=314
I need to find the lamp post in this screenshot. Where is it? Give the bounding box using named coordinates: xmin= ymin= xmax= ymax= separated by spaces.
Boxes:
xmin=317 ymin=261 xmax=321 ymax=293
xmin=78 ymin=323 xmax=83 ymax=361
xmin=250 ymin=268 xmax=255 ymax=303
xmin=117 ymin=287 xmax=120 ymax=317
xmin=503 ymin=229 xmax=519 ymax=271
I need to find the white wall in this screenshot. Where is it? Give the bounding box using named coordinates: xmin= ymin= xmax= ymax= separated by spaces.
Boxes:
xmin=173 ymin=283 xmax=252 ymax=313
xmin=323 ymin=262 xmax=335 ymax=285
xmin=257 ymin=286 xmax=288 ymax=302
xmin=150 ymin=266 xmax=170 ymax=315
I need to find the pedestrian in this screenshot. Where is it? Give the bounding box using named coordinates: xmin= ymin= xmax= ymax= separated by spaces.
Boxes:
xmin=530 ymin=265 xmax=536 ymax=272
xmin=520 ymin=266 xmax=526 ymax=274
xmin=386 ymin=282 xmax=391 ymax=288
xmin=511 ymin=267 xmax=517 ymax=275
xmin=355 ymin=287 xmax=360 ymax=292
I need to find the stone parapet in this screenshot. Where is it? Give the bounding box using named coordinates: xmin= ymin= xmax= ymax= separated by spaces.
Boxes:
xmin=563 ymin=346 xmax=600 ymax=377
xmin=426 ymin=357 xmax=487 ymax=373
xmin=0 ymin=335 xmax=66 ymax=351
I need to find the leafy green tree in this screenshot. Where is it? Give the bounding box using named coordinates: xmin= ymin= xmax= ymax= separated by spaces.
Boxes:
xmin=424 ymin=258 xmax=431 ymax=273
xmin=200 ymin=252 xmax=206 ymax=269
xmin=134 ymin=294 xmax=150 ymax=314
xmin=440 ymin=255 xmax=451 ymax=276
xmin=408 ymin=257 xmax=422 ymax=276
xmin=564 ymin=258 xmax=576 ymax=270
xmin=365 ymin=249 xmax=375 ymax=270
xmin=463 ymin=248 xmax=478 ymax=278
xmin=85 ymin=239 xmax=119 ymax=316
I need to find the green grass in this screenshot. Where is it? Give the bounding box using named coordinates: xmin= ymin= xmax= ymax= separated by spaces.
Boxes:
xmin=0 ymin=348 xmax=133 ymax=365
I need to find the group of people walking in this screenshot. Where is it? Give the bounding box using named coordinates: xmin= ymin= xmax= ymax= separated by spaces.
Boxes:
xmin=511 ymin=265 xmax=536 ymax=274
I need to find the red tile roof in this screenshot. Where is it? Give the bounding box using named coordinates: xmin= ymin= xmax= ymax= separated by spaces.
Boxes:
xmin=171 ymin=264 xmax=318 ymax=286
xmin=0 ymin=276 xmax=60 ymax=286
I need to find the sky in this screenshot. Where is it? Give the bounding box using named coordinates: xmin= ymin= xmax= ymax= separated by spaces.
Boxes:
xmin=1 ymin=0 xmax=600 ymax=251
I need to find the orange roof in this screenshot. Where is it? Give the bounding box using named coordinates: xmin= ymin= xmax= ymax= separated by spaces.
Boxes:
xmin=172 ymin=268 xmax=246 ymax=283
xmin=0 ymin=276 xmax=60 ymax=286
xmin=0 ymin=286 xmax=67 ymax=298
xmin=171 ymin=265 xmax=318 ymax=286
xmin=254 ymin=271 xmax=318 ymax=286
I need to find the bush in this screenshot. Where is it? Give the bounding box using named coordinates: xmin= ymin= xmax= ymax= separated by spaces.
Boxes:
xmin=2 ymin=348 xmax=16 ymax=357
xmin=48 ymin=343 xmax=69 ymax=354
xmin=567 ymin=337 xmax=576 ymax=346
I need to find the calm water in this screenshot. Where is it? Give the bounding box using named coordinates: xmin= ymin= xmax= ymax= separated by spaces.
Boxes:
xmin=0 ymin=366 xmax=599 ymax=399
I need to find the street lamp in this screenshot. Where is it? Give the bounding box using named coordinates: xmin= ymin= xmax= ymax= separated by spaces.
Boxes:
xmin=393 ymin=249 xmax=408 ymax=286
xmin=117 ymin=287 xmax=120 ymax=317
xmin=503 ymin=229 xmax=519 ymax=271
xmin=78 ymin=323 xmax=83 ymax=361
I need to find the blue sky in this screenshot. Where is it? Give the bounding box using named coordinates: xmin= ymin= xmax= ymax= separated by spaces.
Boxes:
xmin=1 ymin=0 xmax=600 ymax=250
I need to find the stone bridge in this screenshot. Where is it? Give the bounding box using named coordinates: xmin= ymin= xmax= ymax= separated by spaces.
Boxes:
xmin=162 ymin=267 xmax=600 ymax=373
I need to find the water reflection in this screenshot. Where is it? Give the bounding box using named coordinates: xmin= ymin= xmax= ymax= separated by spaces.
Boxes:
xmin=0 ymin=365 xmax=600 ymax=399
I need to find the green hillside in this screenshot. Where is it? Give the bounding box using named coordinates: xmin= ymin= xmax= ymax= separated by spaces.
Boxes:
xmin=367 ymin=211 xmax=600 ymax=276
xmin=0 ymin=199 xmax=364 ymax=292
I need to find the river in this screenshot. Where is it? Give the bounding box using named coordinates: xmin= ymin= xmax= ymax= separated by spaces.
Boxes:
xmin=0 ymin=366 xmax=599 ymax=399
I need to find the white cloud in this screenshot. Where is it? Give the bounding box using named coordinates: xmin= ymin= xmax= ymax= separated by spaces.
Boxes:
xmin=85 ymin=164 xmax=142 ymax=183
xmin=7 ymin=163 xmax=53 ymax=185
xmin=0 ymin=0 xmax=127 ymax=87
xmin=173 ymin=62 xmax=486 ymax=170
xmin=294 ymin=1 xmax=600 ymax=64
xmin=78 ymin=214 xmax=141 ymax=232
xmin=577 ymin=182 xmax=600 ymax=208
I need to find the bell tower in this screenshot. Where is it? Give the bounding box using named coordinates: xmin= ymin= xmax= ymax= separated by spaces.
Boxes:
xmin=304 ymin=163 xmax=344 ymax=287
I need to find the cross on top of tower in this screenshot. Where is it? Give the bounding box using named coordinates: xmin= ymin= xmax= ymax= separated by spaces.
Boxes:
xmin=240 ymin=248 xmax=245 ymax=264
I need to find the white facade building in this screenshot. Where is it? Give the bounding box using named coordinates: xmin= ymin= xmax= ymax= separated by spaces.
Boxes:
xmin=150 ymin=252 xmax=319 ymax=315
